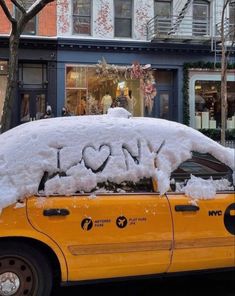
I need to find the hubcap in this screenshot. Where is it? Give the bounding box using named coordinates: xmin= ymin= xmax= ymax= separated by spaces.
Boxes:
xmin=0 ymin=272 xmax=20 ymax=296
xmin=0 ymin=257 xmax=36 ymax=296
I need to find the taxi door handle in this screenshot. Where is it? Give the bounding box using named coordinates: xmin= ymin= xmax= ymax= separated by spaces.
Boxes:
xmin=43 ymin=209 xmax=70 ymax=216
xmin=175 ymin=205 xmax=200 ymax=212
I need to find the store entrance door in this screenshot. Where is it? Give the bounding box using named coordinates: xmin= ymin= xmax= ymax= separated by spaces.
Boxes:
xmin=19 ymin=91 xmax=46 ymax=124
xmin=153 ymin=87 xmax=173 ymax=120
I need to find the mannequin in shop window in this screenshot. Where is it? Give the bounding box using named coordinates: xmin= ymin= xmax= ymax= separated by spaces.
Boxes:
xmin=101 ymin=91 xmax=113 ymax=114
xmin=86 ymin=93 xmax=99 ymax=115
xmin=127 ymin=90 xmax=136 ymax=115
xmin=61 ymin=106 xmax=71 ymax=116
xmin=77 ymin=96 xmax=87 ymax=115
xmin=115 ymin=89 xmax=128 ymax=110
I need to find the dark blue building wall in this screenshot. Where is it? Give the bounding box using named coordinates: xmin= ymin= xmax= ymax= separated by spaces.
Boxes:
xmin=0 ymin=37 xmax=57 ymax=127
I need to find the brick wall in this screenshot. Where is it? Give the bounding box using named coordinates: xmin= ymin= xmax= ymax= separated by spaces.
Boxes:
xmin=38 ymin=2 xmax=56 ymax=36
xmin=0 ymin=0 xmax=12 ymax=34
xmin=0 ymin=0 xmax=56 ymax=36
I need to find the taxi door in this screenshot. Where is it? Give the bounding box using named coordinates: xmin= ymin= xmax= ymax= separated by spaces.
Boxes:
xmin=26 ymin=192 xmax=173 ymax=281
xmin=167 ymin=192 xmax=235 ymax=273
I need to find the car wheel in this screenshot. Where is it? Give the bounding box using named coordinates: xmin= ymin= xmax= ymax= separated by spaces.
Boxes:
xmin=0 ymin=242 xmax=52 ymax=296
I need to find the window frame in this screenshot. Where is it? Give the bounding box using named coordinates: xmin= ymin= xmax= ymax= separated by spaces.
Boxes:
xmin=18 ymin=63 xmax=47 ymax=88
xmin=14 ymin=2 xmax=37 ymax=35
xmin=72 ymin=0 xmax=92 ymax=36
xmin=192 ymin=0 xmax=210 ymax=36
xmin=114 ymin=0 xmax=133 ymax=38
xmin=154 ymin=0 xmax=172 ymax=35
xmin=170 ymin=152 xmax=233 ymax=190
xmin=229 ymin=1 xmax=235 ymax=39
xmin=154 ymin=0 xmax=172 ymax=17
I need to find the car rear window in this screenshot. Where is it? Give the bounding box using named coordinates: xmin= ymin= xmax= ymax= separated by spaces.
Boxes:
xmin=170 ymin=152 xmax=234 ymax=192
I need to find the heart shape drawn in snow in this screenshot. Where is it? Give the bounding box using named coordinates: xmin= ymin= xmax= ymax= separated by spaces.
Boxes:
xmin=83 ymin=145 xmax=111 ymax=172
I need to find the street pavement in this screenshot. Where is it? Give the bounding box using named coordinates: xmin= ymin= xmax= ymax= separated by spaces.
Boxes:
xmin=52 ymin=271 xmax=235 ymax=296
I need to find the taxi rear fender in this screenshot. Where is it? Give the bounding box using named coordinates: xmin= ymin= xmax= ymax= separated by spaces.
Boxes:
xmin=0 ymin=203 xmax=68 ymax=282
xmin=0 ymin=234 xmax=68 ymax=282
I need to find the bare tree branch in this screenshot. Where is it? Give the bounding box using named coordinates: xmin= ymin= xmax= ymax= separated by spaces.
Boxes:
xmin=25 ymin=0 xmax=53 ymax=20
xmin=0 ymin=0 xmax=16 ymax=22
xmin=17 ymin=0 xmax=53 ymax=29
xmin=11 ymin=0 xmax=26 ymax=14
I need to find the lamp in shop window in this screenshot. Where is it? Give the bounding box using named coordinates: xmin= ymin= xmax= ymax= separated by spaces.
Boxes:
xmin=195 ymin=85 xmax=202 ymax=90
xmin=117 ymin=81 xmax=128 ymax=96
xmin=70 ymin=72 xmax=79 ymax=80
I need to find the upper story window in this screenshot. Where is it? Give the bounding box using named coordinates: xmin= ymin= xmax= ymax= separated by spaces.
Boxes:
xmin=229 ymin=1 xmax=235 ymax=38
xmin=73 ymin=0 xmax=91 ymax=35
xmin=154 ymin=0 xmax=171 ymax=17
xmin=154 ymin=0 xmax=172 ymax=34
xmin=193 ymin=0 xmax=210 ymax=36
xmin=114 ymin=0 xmax=132 ymax=38
xmin=15 ymin=0 xmax=36 ymax=35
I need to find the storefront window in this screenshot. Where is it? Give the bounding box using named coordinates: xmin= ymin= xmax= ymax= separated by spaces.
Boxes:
xmin=0 ymin=62 xmax=8 ymax=124
xmin=194 ymin=81 xmax=235 ymax=129
xmin=65 ymin=65 xmax=144 ymax=116
xmin=19 ymin=64 xmax=47 ymax=89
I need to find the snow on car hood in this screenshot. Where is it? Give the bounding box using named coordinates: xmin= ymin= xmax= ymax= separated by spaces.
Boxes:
xmin=0 ymin=109 xmax=234 ymax=210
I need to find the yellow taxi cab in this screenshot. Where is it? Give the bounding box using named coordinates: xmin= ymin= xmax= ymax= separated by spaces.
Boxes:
xmin=0 ymin=110 xmax=234 ymax=296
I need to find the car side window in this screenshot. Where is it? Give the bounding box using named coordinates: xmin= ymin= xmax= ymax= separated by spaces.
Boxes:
xmin=38 ymin=174 xmax=154 ymax=195
xmin=94 ymin=178 xmax=154 ymax=194
xmin=38 ymin=171 xmax=66 ymax=193
xmin=169 ymin=152 xmax=234 ymax=192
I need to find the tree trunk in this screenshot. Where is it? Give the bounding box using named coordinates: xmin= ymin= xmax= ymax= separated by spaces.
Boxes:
xmin=1 ymin=28 xmax=20 ymax=133
xmin=220 ymin=49 xmax=227 ymax=146
xmin=220 ymin=1 xmax=228 ymax=147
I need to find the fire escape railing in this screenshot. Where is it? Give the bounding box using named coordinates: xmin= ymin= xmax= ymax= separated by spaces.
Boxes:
xmin=147 ymin=15 xmax=211 ymax=41
xmin=211 ymin=19 xmax=235 ymax=58
xmin=215 ymin=19 xmax=235 ymax=41
xmin=168 ymin=0 xmax=193 ymax=35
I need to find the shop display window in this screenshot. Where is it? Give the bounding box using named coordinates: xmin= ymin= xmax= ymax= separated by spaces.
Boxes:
xmin=0 ymin=62 xmax=8 ymax=123
xmin=195 ymin=81 xmax=235 ymax=130
xmin=65 ymin=65 xmax=143 ymax=117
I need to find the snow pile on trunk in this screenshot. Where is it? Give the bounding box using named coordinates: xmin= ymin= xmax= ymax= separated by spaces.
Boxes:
xmin=0 ymin=109 xmax=234 ymax=210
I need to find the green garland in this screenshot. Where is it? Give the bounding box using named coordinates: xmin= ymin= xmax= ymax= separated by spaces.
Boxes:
xmin=182 ymin=61 xmax=235 ymax=125
xmin=199 ymin=129 xmax=235 ymax=141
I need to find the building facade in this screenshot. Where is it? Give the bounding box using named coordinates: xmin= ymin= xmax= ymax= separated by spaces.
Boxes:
xmin=0 ymin=0 xmax=57 ymax=126
xmin=0 ymin=0 xmax=234 ymax=130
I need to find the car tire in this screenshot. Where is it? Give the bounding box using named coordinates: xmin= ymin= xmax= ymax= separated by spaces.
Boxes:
xmin=0 ymin=241 xmax=53 ymax=296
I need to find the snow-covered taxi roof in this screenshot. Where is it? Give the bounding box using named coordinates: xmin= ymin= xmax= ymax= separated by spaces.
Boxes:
xmin=0 ymin=108 xmax=234 ymax=210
